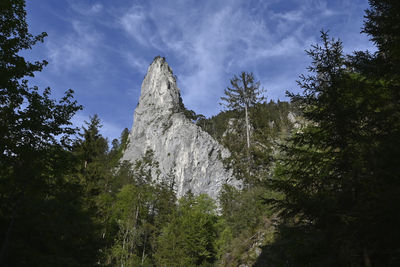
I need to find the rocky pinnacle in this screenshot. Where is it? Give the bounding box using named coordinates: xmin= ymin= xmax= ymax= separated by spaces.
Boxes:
xmin=121 ymin=56 xmax=241 ymax=199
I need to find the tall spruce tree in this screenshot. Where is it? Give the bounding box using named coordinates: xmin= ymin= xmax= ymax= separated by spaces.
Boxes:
xmin=220 ymin=72 xmax=269 ymax=186
xmin=363 ymin=0 xmax=400 ymax=72
xmin=269 ymin=28 xmax=400 ymax=265
xmin=74 ymin=115 xmax=109 ymax=198
xmin=220 ymin=72 xmax=264 ymax=150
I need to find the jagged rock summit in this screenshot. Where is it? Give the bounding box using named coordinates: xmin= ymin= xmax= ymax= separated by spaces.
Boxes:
xmin=121 ymin=56 xmax=241 ymax=199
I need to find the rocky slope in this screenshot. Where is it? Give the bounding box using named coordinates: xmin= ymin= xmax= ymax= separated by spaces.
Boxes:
xmin=121 ymin=57 xmax=241 ymax=199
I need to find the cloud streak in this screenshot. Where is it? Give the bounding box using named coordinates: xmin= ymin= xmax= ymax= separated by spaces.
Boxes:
xmin=25 ymin=0 xmax=374 ymax=140
xmin=46 ymin=20 xmax=102 ymax=72
xmin=116 ymin=0 xmax=335 ymax=115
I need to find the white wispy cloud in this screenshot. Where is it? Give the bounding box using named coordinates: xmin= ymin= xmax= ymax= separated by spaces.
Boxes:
xmin=118 ymin=5 xmax=165 ymax=50
xmin=125 ymin=52 xmax=149 ymax=74
xmin=68 ymin=1 xmax=103 ymax=16
xmin=25 ymin=0 xmax=374 ymax=139
xmin=87 ymin=3 xmax=103 ymax=15
xmin=46 ymin=20 xmax=102 ymax=71
xmin=119 ymin=0 xmax=317 ymax=114
xmin=49 ymin=0 xmax=369 ymax=117
xmin=119 ymin=5 xmax=150 ymax=46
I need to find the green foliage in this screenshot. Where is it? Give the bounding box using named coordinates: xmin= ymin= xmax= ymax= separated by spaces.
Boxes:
xmin=268 ymin=29 xmax=400 ymax=266
xmin=178 ymin=96 xmax=205 ymax=123
xmin=200 ymin=101 xmax=295 ymax=142
xmin=97 ymin=150 xmax=177 ymax=266
xmin=199 ymin=99 xmax=296 ymax=186
xmin=73 ymin=115 xmax=110 ymax=198
xmin=219 ymin=185 xmax=270 ymax=235
xmin=224 ymin=102 xmax=296 ymax=186
xmin=155 ymin=193 xmax=218 ymax=267
xmin=196 ymin=109 xmax=237 ymax=140
xmin=0 ymin=1 xmax=99 ymax=265
xmin=220 ymin=71 xmax=265 ymax=155
xmin=216 ymin=184 xmax=278 ymax=266
xmin=108 ymin=128 xmax=130 ymax=166
xmin=193 ymin=80 xmax=295 ymax=265
xmin=363 ymin=0 xmax=400 ymax=73
xmin=251 ymin=101 xmax=295 ymax=138
xmin=220 ymin=72 xmax=264 ymax=112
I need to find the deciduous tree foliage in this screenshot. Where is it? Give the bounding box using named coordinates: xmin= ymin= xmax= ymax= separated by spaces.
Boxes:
xmin=108 ymin=152 xmax=174 ymax=266
xmin=0 ymin=0 xmax=98 ymax=266
xmin=155 ymin=193 xmax=218 ymax=267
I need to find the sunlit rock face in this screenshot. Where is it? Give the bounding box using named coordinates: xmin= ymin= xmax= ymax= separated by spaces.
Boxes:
xmin=121 ymin=57 xmax=241 ymax=199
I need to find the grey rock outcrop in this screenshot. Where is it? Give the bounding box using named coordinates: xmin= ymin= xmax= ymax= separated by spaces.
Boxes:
xmin=121 ymin=57 xmax=241 ymax=199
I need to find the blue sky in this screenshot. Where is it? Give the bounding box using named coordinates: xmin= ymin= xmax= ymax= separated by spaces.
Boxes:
xmin=25 ymin=0 xmax=375 ymax=141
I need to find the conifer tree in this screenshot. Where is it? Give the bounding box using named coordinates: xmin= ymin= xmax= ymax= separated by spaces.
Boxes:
xmin=363 ymin=0 xmax=400 ymax=71
xmin=74 ymin=115 xmax=109 ymax=196
xmin=220 ymin=72 xmax=264 ymax=150
xmin=269 ymin=28 xmax=400 ymax=266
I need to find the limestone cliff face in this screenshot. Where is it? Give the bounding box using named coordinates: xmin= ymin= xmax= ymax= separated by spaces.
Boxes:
xmin=121 ymin=57 xmax=241 ymax=199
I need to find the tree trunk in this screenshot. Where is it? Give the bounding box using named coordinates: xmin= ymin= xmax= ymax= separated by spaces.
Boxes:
xmin=363 ymin=247 xmax=372 ymax=267
xmin=244 ymin=105 xmax=250 ymax=150
xmin=0 ymin=216 xmax=14 ymax=265
xmin=134 ymin=193 xmax=141 ymax=229
xmin=141 ymin=235 xmax=146 ymax=264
